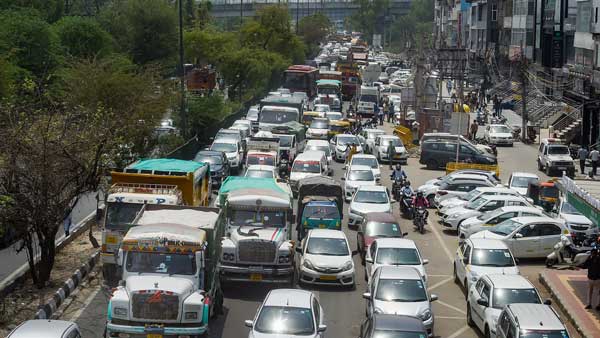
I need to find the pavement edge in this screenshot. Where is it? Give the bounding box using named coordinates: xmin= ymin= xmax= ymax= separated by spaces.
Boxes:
xmin=34 ymin=251 xmax=100 ymax=320
xmin=539 ymin=270 xmax=591 ymax=338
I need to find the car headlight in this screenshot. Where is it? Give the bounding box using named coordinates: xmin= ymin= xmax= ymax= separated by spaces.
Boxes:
xmin=342 ymin=260 xmax=353 ymax=271
xmin=303 ymin=259 xmax=315 ymax=270
xmin=470 ymin=271 xmax=479 ymax=282
xmin=418 ymin=309 xmax=432 ymax=321
xmin=449 ymin=213 xmax=460 ymax=219
xmin=374 ymin=307 xmax=385 ymax=314
xmin=113 ymin=307 xmax=128 ymax=317
xmin=185 ymin=311 xmax=198 ymax=320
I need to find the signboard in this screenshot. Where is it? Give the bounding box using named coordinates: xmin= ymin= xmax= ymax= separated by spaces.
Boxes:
xmin=566 ymin=192 xmax=599 ymax=226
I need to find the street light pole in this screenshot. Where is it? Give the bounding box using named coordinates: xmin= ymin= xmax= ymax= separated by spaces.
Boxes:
xmin=178 ymin=0 xmax=187 ymax=137
xmin=240 ymin=0 xmax=243 ymax=27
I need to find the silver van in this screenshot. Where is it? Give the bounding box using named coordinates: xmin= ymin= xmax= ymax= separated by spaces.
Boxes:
xmin=8 ymin=320 xmax=82 ymax=338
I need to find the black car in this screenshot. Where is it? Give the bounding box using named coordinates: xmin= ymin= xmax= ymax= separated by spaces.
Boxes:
xmin=419 ymin=140 xmax=497 ymax=170
xmin=193 ymin=150 xmax=230 ymax=187
xmin=359 ymin=314 xmax=429 ymax=338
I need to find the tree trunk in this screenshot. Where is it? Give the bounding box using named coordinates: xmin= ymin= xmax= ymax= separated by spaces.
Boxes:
xmin=23 ymin=233 xmax=40 ymax=287
xmin=36 ymin=230 xmax=57 ymax=288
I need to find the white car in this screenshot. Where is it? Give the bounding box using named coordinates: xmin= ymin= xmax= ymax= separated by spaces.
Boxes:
xmin=306 ymin=118 xmax=330 ymax=140
xmin=325 ymin=111 xmax=343 ymax=122
xmin=454 ymin=238 xmax=520 ymax=291
xmin=314 ymin=104 xmax=331 ymax=114
xmin=419 ymin=173 xmax=498 ymax=206
xmin=298 ymin=229 xmax=355 ymax=287
xmin=484 ymin=124 xmax=514 ymax=146
xmin=330 ymin=134 xmax=363 ymax=162
xmin=305 ymin=139 xmax=333 ymax=164
xmin=210 ymin=139 xmax=243 ymax=173
xmin=470 ymin=216 xmax=569 ymax=258
xmin=359 ymin=129 xmax=385 ymax=154
xmin=374 ymin=135 xmax=408 ymax=164
xmin=348 ymin=185 xmax=393 ymax=227
xmin=7 ymin=320 xmax=82 ymax=338
xmin=347 ymin=154 xmax=381 ymax=181
xmin=459 ymin=206 xmax=544 ymax=241
xmin=438 ymin=187 xmax=521 ymax=216
xmin=441 ymin=195 xmax=530 ymax=231
xmin=245 ymin=165 xmax=278 ymax=179
xmin=507 ymin=172 xmax=539 ymax=196
xmin=342 ymin=165 xmax=377 ymax=201
xmin=432 ymin=175 xmax=498 ymax=206
xmin=245 ymin=289 xmax=326 ymax=338
xmin=555 ymin=197 xmax=595 ymax=235
xmin=365 ymin=238 xmax=429 ymax=283
xmin=467 ymin=274 xmax=545 ymax=338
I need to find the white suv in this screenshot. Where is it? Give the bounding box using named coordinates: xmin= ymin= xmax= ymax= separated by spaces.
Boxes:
xmin=537 ymin=138 xmax=575 ymax=177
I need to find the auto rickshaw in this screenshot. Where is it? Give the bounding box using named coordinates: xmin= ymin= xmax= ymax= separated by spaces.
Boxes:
xmin=527 ymin=180 xmax=559 ymax=212
xmin=296 ymin=176 xmax=343 ymax=240
xmin=328 ymin=119 xmax=352 ymax=138
xmin=302 ymin=111 xmax=322 ymax=126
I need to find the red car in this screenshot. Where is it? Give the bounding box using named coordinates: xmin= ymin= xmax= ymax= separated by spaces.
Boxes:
xmin=357 ymin=212 xmax=406 ymax=265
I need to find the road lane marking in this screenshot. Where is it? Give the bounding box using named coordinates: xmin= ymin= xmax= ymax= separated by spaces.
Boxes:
xmin=427 ymin=214 xmax=455 ymax=263
xmin=68 ymin=286 xmax=102 ymax=322
xmin=436 ymin=316 xmax=467 ymax=320
xmin=428 ymin=274 xmax=451 ymax=277
xmin=447 ymin=325 xmax=471 ymax=338
xmin=436 ymin=300 xmax=467 ymax=315
xmin=427 ymin=276 xmax=453 ymax=291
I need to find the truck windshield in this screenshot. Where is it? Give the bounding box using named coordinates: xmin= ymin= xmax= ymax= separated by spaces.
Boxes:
xmin=260 ymin=109 xmax=298 ymax=124
xmin=318 ymin=87 xmax=338 ymax=95
xmin=230 ymin=209 xmax=286 ymax=228
xmin=360 ymin=94 xmax=378 ymax=103
xmin=105 ymin=202 xmax=143 ymax=230
xmin=278 ymin=135 xmax=293 ymax=148
xmin=125 ymin=251 xmax=196 ymax=275
xmin=247 ymin=155 xmax=275 ymax=166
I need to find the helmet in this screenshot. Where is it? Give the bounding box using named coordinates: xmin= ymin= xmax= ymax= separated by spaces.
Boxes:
xmin=416 ymin=191 xmax=424 ymax=197
xmin=395 ymin=164 xmax=401 ymax=170
xmin=404 ymin=180 xmax=411 ymax=187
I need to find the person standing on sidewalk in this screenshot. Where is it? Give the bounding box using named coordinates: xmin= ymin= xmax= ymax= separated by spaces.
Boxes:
xmin=63 ymin=207 xmax=73 ymax=237
xmin=578 ymin=146 xmax=589 ymax=176
xmin=581 ymin=248 xmax=600 ymax=309
xmin=388 ymin=101 xmax=394 ymax=123
xmin=590 ymin=147 xmax=600 ymax=178
xmin=470 ymin=120 xmax=479 ymax=141
xmin=493 ymin=95 xmax=500 ymax=117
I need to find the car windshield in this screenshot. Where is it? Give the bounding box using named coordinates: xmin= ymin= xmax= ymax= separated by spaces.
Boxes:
xmin=491 ymin=126 xmax=511 ymax=133
xmin=375 ymin=279 xmax=428 ymax=302
xmin=512 ymin=176 xmax=538 ymax=188
xmin=380 ymin=138 xmax=402 ymax=147
xmin=211 ymin=142 xmax=237 ymax=153
xmin=230 ymin=210 xmax=286 ymax=228
xmin=468 ymin=197 xmax=489 ymax=210
xmin=306 ymin=145 xmax=331 ymax=156
xmin=548 ymin=145 xmax=570 ymax=155
xmin=194 ymin=154 xmax=223 ymax=166
xmin=247 ymin=108 xmax=259 ymax=119
xmin=477 ymin=209 xmax=503 ymax=221
xmin=471 ymin=249 xmax=515 ymax=267
xmin=254 ymin=306 xmax=315 ymax=335
xmin=492 ymin=288 xmax=541 ymax=309
xmin=126 ymin=252 xmax=196 ymax=275
xmin=352 ymin=157 xmax=378 ymax=168
xmin=349 ymin=170 xmax=374 ymax=181
xmin=247 ymin=155 xmax=275 ymax=166
xmin=561 ymin=201 xmax=582 ymax=215
xmin=105 ymin=202 xmax=143 ymax=230
xmin=365 ymin=222 xmax=402 ymax=237
xmin=519 ymin=330 xmax=570 ymax=338
xmin=260 ymin=109 xmax=299 ymax=124
xmin=372 ymin=330 xmax=428 ymax=338
xmin=376 ymin=248 xmax=421 ymax=265
xmin=338 ymin=136 xmax=359 ymax=146
xmin=491 ymin=219 xmax=521 ymax=236
xmin=368 ymin=131 xmax=385 ymax=139
xmin=246 ymin=170 xmax=274 ymax=179
xmin=306 ymin=237 xmax=349 ymax=256
xmin=462 ymin=189 xmax=482 ymax=201
xmin=310 ymin=120 xmax=329 ymax=129
xmin=315 ymin=105 xmax=330 ymax=112
xmin=293 ymin=160 xmax=321 ymax=173
xmin=326 ymin=113 xmax=342 ymax=120
xmin=354 ymin=190 xmax=388 ymax=204
xmin=303 ymin=204 xmax=340 ymax=219
xmin=278 ymin=135 xmax=293 ymax=148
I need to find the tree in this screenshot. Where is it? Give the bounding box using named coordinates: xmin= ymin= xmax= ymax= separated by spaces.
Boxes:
xmin=184 ymin=27 xmax=237 ymax=66
xmin=390 ymin=0 xmax=434 ymax=52
xmin=1 ymin=0 xmax=65 ymax=23
xmin=298 ymin=13 xmax=331 ymax=57
xmin=52 ymin=16 xmax=113 ymax=59
xmin=196 ymin=0 xmax=213 ymax=28
xmin=350 ymin=0 xmax=389 ymax=42
xmin=184 ymin=0 xmax=196 ymax=27
xmin=182 ymin=93 xmax=238 ymax=141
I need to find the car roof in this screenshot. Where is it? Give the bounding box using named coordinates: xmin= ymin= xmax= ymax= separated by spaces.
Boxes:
xmin=488 ymin=124 xmax=509 ymax=127
xmin=212 ymin=138 xmax=238 ymax=145
xmin=506 ymin=304 xmax=565 ymax=330
xmin=375 ymin=238 xmax=416 ymax=249
xmin=196 ymin=150 xmax=223 ymax=157
xmin=495 ymin=206 xmax=543 ymax=213
xmin=484 ymin=274 xmax=536 ymax=289
xmin=264 ymin=289 xmax=313 ymax=308
xmin=349 ymin=165 xmax=373 ymax=171
xmin=296 ymin=150 xmax=325 ymax=160
xmin=306 ymin=200 xmax=337 ymax=207
xmin=8 ymin=320 xmax=78 ymax=338
xmin=352 ymin=154 xmax=377 ymax=159
xmin=511 ymin=216 xmax=564 ymax=225
xmin=449 ymin=174 xmax=493 ymax=181
xmin=511 ymin=172 xmax=539 ymax=178
xmin=364 ymin=129 xmax=385 ymax=134
xmin=467 ymin=238 xmax=510 ymax=249
xmin=356 ymin=185 xmax=387 ymax=192
xmin=372 ymin=314 xmax=426 ymax=332
xmin=473 ymin=187 xmax=515 ymax=193
xmin=451 ymin=169 xmax=496 ymax=177
xmin=306 ymin=139 xmax=329 ymax=146
xmin=378 ymin=265 xmax=422 ymax=280
xmin=308 ymin=228 xmax=348 ymax=239
xmin=337 ymin=133 xmax=356 ymax=138
xmin=378 ymin=134 xmax=400 ymax=139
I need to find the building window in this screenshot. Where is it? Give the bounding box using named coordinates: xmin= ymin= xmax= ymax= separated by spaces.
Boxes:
xmin=492 ymin=4 xmax=498 ymax=21
xmin=478 ymin=6 xmax=483 ymax=21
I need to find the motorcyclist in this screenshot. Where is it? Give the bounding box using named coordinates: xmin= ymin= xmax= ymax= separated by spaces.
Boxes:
xmin=401 ymin=181 xmax=413 ymax=196
xmin=412 ymin=191 xmax=429 ymax=209
xmin=390 ymin=164 xmax=407 ymax=181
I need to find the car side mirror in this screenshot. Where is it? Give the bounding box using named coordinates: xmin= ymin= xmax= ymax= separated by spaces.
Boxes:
xmin=244 ymin=320 xmax=253 ymax=328
xmin=476 ymin=298 xmax=489 ymax=307
xmin=402 ymin=232 xmax=408 ymax=237
xmin=362 ymin=292 xmax=372 ymax=300
xmin=422 ymin=259 xmax=429 ymax=265
xmin=544 ymin=299 xmax=552 ymax=305
xmin=318 ymin=324 xmax=327 ymax=333
xmin=430 ymin=294 xmax=439 ymax=302
xmin=351 ymin=250 xmax=359 ymax=256
xmin=514 ymin=233 xmax=524 ymax=239
xmin=366 ymin=257 xmax=373 ymax=263
xmin=295 ymin=247 xmax=303 ymax=254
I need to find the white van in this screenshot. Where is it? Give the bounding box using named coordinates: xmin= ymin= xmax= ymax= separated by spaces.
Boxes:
xmin=537 ymin=138 xmax=575 ymax=177
xmin=289 ymin=150 xmax=330 ymax=194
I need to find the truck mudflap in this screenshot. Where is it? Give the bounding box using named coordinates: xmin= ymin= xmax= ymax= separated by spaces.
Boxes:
xmin=106 ymin=322 xmax=208 ymax=337
xmin=218 ymin=263 xmax=294 ymax=283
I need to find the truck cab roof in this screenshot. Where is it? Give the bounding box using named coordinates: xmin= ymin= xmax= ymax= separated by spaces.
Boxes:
xmin=123 ymin=223 xmax=207 ymax=247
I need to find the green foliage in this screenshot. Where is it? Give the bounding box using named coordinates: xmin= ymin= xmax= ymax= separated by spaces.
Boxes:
xmin=184 ymin=27 xmax=237 ymax=65
xmin=52 ymin=16 xmax=113 ymax=59
xmin=183 ymin=93 xmax=239 ymax=140
xmin=1 ymin=0 xmax=64 ymax=23
xmin=350 ymin=0 xmax=389 ymax=41
xmin=196 ymin=0 xmax=213 ymax=28
xmin=298 ymin=13 xmax=331 ymax=57
xmin=390 ymin=0 xmax=434 ymax=52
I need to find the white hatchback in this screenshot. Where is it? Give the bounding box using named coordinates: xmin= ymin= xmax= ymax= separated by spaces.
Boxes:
xmin=348 ymin=185 xmax=393 ymax=227
xmin=459 ymin=206 xmax=544 ymax=241
xmin=365 ymin=238 xmax=429 ymax=284
xmin=342 ymin=165 xmax=377 ymax=201
xmin=298 ymin=229 xmax=355 ymax=287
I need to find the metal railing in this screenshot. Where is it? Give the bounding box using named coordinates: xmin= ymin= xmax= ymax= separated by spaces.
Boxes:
xmin=552 ymin=106 xmax=582 ymax=132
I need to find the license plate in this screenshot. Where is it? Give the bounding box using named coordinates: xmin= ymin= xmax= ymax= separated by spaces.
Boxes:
xmin=319 ymin=224 xmax=327 ymax=229
xmin=320 ymin=275 xmax=337 ymax=281
xmin=558 ymin=167 xmax=566 ymax=170
xmin=105 ymin=236 xmax=118 ymax=244
xmin=147 ymin=335 xmax=163 ymax=338
xmin=250 ymin=273 xmax=263 ymax=281
xmin=395 ymin=154 xmax=402 ymax=158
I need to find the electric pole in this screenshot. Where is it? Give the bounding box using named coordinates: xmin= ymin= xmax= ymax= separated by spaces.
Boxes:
xmin=520 ymin=40 xmax=528 ymax=142
xmin=178 ymin=0 xmax=187 ymax=137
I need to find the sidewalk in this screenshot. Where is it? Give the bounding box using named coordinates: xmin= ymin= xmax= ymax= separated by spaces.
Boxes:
xmin=540 ymin=269 xmax=600 ymax=337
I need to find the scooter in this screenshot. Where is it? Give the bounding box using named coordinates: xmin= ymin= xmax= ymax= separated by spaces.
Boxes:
xmin=546 ymin=234 xmax=595 ymax=268
xmin=400 ymin=190 xmax=414 ymax=219
xmin=413 ymin=206 xmax=427 ymax=234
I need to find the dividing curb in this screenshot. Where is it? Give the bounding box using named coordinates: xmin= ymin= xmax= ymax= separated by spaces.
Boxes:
xmin=34 ymin=251 xmax=100 ymax=320
xmin=539 ymin=271 xmax=590 ymax=338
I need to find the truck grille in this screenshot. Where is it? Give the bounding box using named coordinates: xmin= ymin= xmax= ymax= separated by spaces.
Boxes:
xmin=238 ymin=240 xmax=276 ymax=263
xmin=554 ymin=161 xmax=572 ymax=166
xmin=132 ymin=292 xmax=179 ymax=320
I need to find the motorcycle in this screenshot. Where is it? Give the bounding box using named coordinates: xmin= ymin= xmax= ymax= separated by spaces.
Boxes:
xmin=476 ymin=110 xmax=486 ymax=125
xmin=391 ymin=177 xmax=405 ymax=201
xmin=545 ymin=234 xmax=596 ymax=268
xmin=413 ymin=206 xmax=427 ymax=234
xmin=278 ymin=159 xmax=290 ymax=179
xmin=511 ymin=125 xmax=521 ymax=139
xmin=400 ymin=190 xmax=414 ymax=219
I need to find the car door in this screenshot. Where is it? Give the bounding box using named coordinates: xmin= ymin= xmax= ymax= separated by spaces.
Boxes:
xmin=359 ymin=317 xmax=373 ymax=338
xmin=312 ymin=297 xmax=324 ymax=337
xmin=539 ymin=223 xmax=564 ymax=256
xmin=365 ymin=241 xmax=377 ymax=277
xmin=455 ymin=242 xmax=470 ymax=285
xmin=510 ymin=224 xmax=542 ymax=258
xmin=497 ymin=311 xmax=511 ymax=338
xmin=469 ymin=279 xmax=486 ymax=329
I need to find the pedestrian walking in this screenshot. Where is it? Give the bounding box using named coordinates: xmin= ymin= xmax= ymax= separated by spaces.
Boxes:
xmin=578 ymin=147 xmax=589 ymax=176
xmin=493 ymin=95 xmax=500 ymax=117
xmin=470 ymin=120 xmax=479 ymax=141
xmin=383 ymin=101 xmax=389 ymax=123
xmin=590 ymin=147 xmax=600 ymax=178
xmin=376 ymin=105 xmax=383 ymax=125
xmin=388 ymin=101 xmax=394 ymax=123
xmin=63 ymin=206 xmax=73 ymax=237
xmin=387 ymin=141 xmax=396 ymax=170
xmin=582 ymin=248 xmax=600 ymax=309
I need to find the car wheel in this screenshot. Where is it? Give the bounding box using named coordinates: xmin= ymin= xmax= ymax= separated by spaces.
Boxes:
xmin=466 ymin=303 xmax=474 ymax=327
xmin=453 ymin=264 xmax=459 ymax=284
xmin=426 ymin=159 xmax=438 ymax=169
xmin=545 ymin=165 xmax=551 ymax=176
xmin=485 ymin=326 xmax=491 ymax=338
xmin=537 ymin=159 xmax=543 ymax=171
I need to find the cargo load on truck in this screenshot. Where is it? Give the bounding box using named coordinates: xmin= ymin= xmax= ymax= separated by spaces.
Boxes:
xmin=296 ymin=176 xmax=343 ymax=240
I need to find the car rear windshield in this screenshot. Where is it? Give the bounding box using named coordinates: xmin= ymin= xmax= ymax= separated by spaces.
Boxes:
xmin=512 ymin=176 xmax=538 ymax=188
xmin=306 ymin=145 xmax=331 ymax=156
xmin=247 ymin=155 xmax=275 ymax=166
xmin=303 ymin=205 xmax=339 ymax=219
xmin=352 ymin=157 xmax=378 ymax=168
xmin=492 ymin=288 xmax=540 ymax=309
xmin=293 ymin=160 xmax=321 ymax=173
xmin=310 ymin=120 xmax=329 ymax=129
xmin=254 ymin=306 xmax=314 ymax=335
xmin=246 ymin=170 xmax=274 ymax=179
xmin=365 ymin=222 xmax=402 ymax=237
xmin=471 ymin=249 xmax=514 ymax=267
xmin=376 ymin=248 xmax=420 ymax=265
xmin=491 ymin=126 xmax=511 ymax=133
xmin=194 ymin=154 xmax=223 ymax=165
xmin=375 ymin=279 xmax=427 ymax=302
xmin=349 ymin=170 xmax=374 ymax=181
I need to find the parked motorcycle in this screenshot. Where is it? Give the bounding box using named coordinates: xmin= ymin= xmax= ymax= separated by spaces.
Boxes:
xmin=511 ymin=125 xmax=521 ymax=139
xmin=413 ymin=206 xmax=427 ymax=234
xmin=476 ymin=110 xmax=486 ymax=125
xmin=545 ymin=234 xmax=596 ymax=268
xmin=400 ymin=190 xmax=414 ymax=219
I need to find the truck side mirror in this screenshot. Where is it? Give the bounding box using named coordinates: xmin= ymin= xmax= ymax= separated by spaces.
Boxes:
xmin=117 ymin=249 xmax=124 ymax=267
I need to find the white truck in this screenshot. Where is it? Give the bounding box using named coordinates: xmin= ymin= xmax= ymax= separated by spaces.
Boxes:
xmin=217 ymin=176 xmax=295 ymax=285
xmin=357 ymin=85 xmax=379 ymax=117
xmin=106 ymin=204 xmax=223 ymax=338
xmin=245 ymin=136 xmax=280 ymax=168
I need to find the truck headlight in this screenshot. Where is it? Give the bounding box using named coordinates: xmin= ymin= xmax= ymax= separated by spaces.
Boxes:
xmin=185 ymin=311 xmax=198 ymax=320
xmin=222 ymin=253 xmax=235 ymax=261
xmin=278 ymin=254 xmax=291 ymax=263
xmin=113 ymin=307 xmax=128 ymax=317
xmin=342 ymin=260 xmax=353 ymax=271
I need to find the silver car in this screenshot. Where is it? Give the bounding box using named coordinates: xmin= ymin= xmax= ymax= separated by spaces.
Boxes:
xmin=363 ymin=266 xmax=437 ymax=337
xmin=7 ymin=320 xmax=81 ymax=338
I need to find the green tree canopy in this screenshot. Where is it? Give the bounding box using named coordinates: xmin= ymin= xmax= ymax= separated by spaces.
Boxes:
xmin=350 ymin=0 xmax=389 ymax=42
xmin=184 ymin=27 xmax=237 ymax=66
xmin=298 ymin=13 xmax=331 ymax=57
xmin=52 ymin=16 xmax=113 ymax=59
